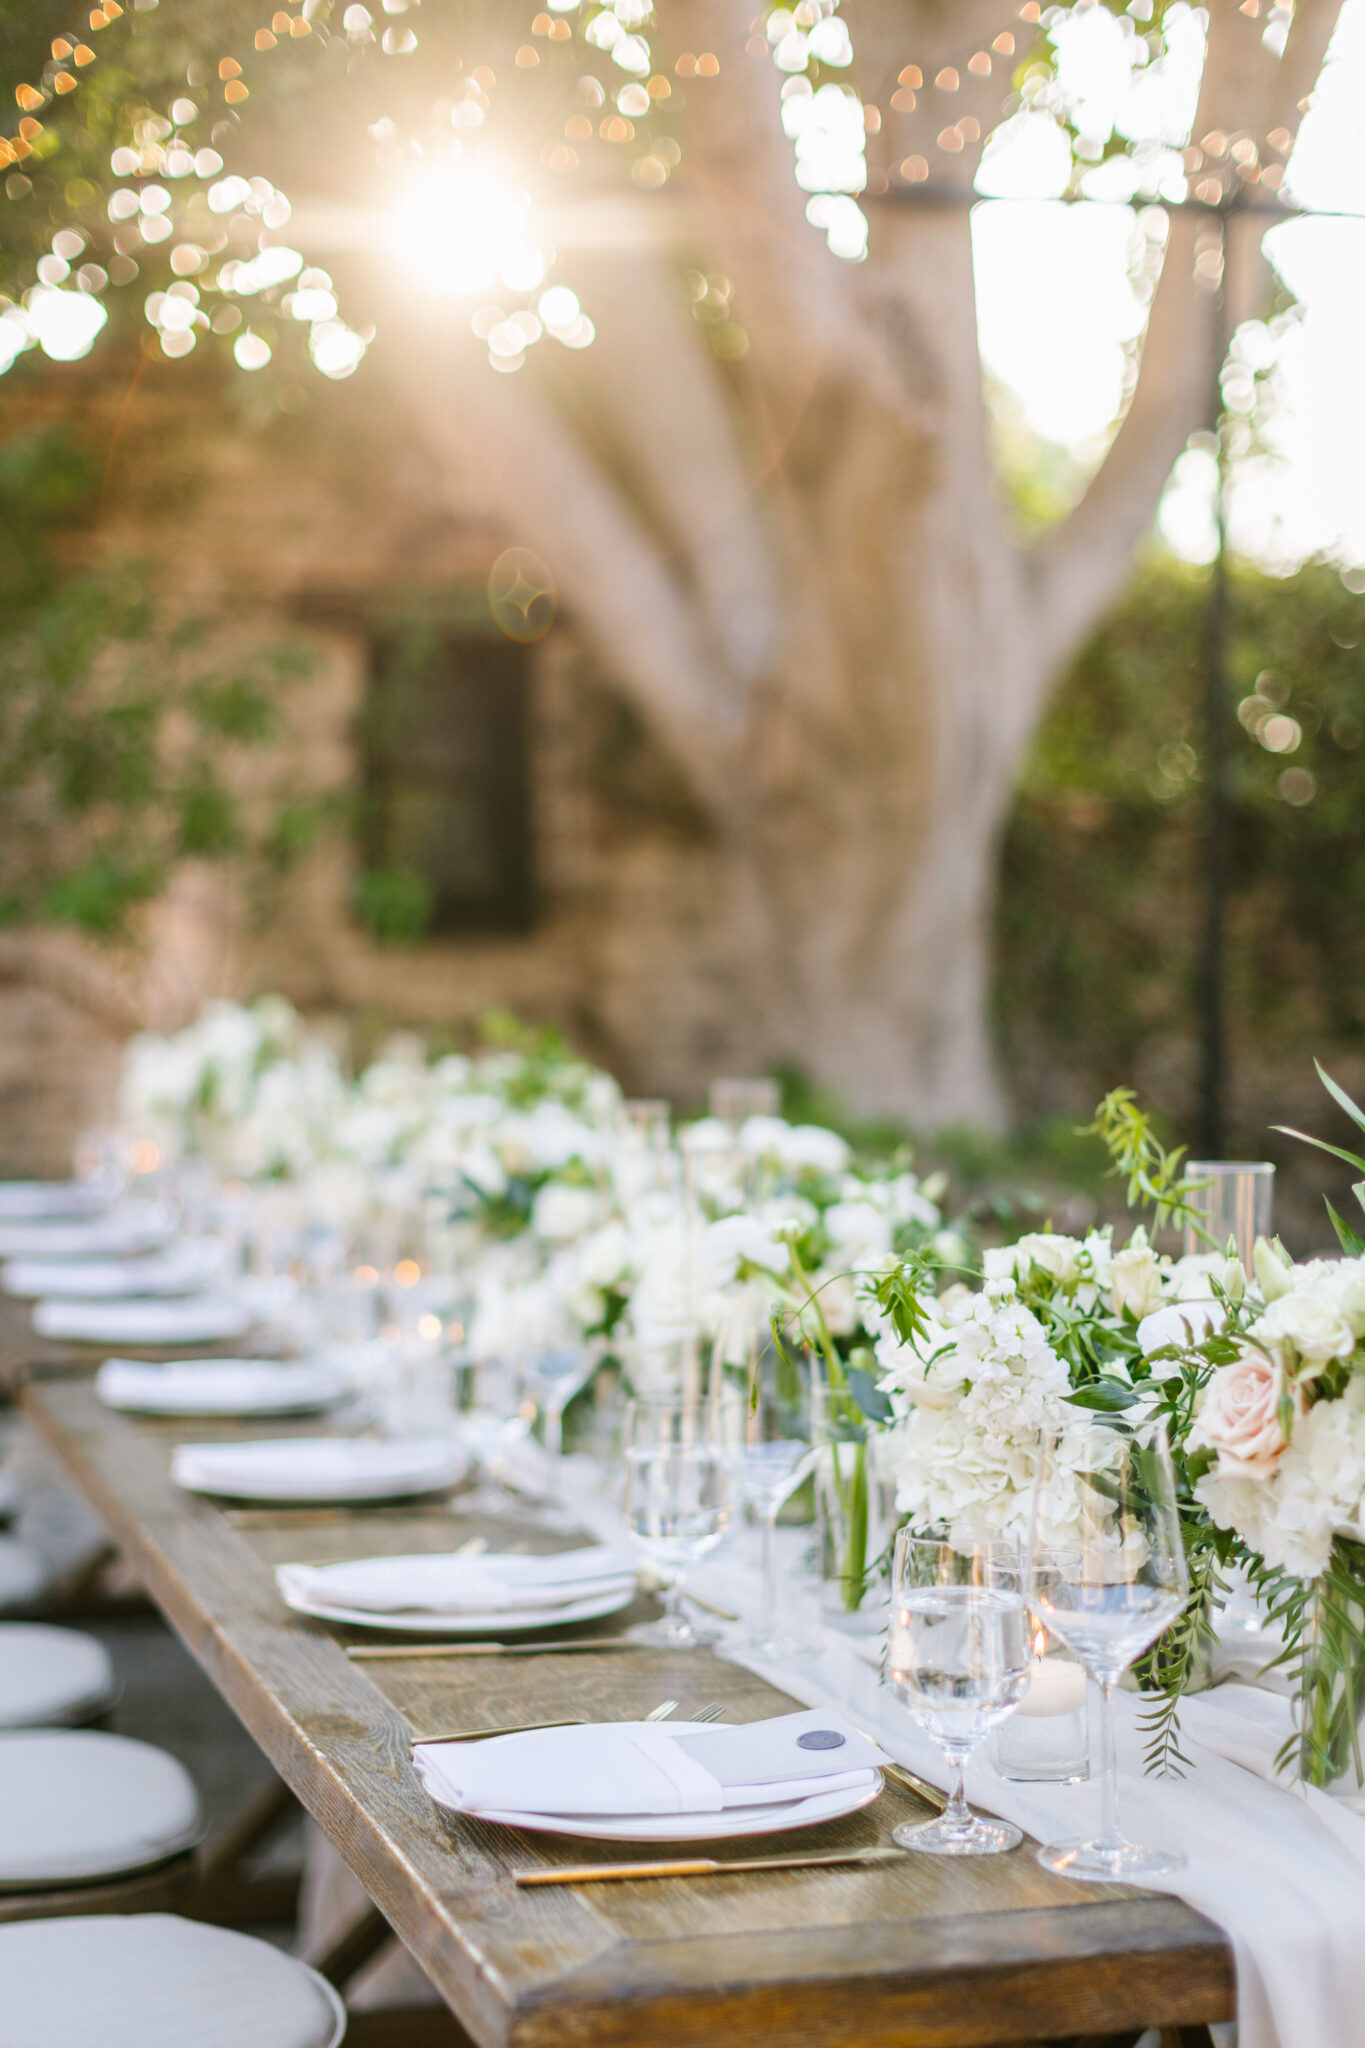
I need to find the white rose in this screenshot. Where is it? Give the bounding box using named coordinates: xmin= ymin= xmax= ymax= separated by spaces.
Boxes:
xmin=1256 ymin=1288 xmax=1357 ymax=1368
xmin=530 ymin=1182 xmax=600 ymax=1245
xmin=1012 ymin=1234 xmax=1083 ymax=1286
xmin=1111 ymin=1243 xmax=1165 ymax=1321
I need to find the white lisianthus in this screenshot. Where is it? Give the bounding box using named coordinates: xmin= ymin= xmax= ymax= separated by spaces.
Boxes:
xmin=824 ymin=1199 xmax=894 ymax=1264
xmin=1253 ymin=1235 xmax=1294 ymax=1303
xmin=1111 ymin=1241 xmax=1166 ymax=1322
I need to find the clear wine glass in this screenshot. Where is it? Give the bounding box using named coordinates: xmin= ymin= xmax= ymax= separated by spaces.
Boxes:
xmin=886 ymin=1533 xmax=1031 ymax=1856
xmin=623 ymin=1395 xmax=731 ymax=1648
xmin=1028 ymin=1413 xmax=1189 ymax=1882
xmin=520 ymin=1346 xmax=597 ymax=1460
xmin=727 ymin=1339 xmax=816 ymax=1658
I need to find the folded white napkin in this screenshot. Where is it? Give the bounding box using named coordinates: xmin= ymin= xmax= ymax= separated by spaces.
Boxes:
xmin=0 ymin=1180 xmax=109 ymax=1221
xmin=276 ymin=1544 xmax=635 ymax=1616
xmin=414 ymin=1709 xmax=887 ymax=1820
xmin=0 ymin=1202 xmax=175 ymax=1261
xmin=97 ymin=1358 xmax=349 ymax=1418
xmin=172 ymin=1436 xmax=468 ymax=1502
xmin=4 ymin=1245 xmax=221 ymax=1301
xmin=33 ymin=1295 xmax=251 ymax=1345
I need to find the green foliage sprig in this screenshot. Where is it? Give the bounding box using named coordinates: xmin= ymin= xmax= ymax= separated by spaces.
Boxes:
xmin=1086 ymin=1087 xmax=1212 ymax=1236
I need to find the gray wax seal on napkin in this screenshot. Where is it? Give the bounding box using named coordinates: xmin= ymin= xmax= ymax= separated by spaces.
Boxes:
xmin=796 ymin=1729 xmax=846 ymax=1751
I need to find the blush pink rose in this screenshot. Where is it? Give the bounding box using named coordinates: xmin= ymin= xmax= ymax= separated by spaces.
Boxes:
xmin=1194 ymin=1348 xmax=1294 ymax=1475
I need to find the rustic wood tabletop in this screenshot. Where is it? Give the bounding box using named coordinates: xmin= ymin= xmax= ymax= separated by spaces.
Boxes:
xmin=14 ymin=1325 xmax=1233 ymax=2048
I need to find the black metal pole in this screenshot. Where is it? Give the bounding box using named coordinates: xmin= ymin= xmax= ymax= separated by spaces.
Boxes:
xmin=1195 ymin=209 xmax=1232 ymax=1159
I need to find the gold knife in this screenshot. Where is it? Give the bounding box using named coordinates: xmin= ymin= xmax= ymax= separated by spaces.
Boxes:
xmin=881 ymin=1762 xmax=947 ymax=1812
xmin=415 ymin=1718 xmax=586 ymax=1744
xmin=347 ymin=1639 xmax=646 ymax=1661
xmin=516 ymin=1845 xmax=907 ymax=1885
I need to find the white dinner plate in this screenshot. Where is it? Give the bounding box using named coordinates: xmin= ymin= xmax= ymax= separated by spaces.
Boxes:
xmin=431 ymin=1775 xmax=884 ymax=1842
xmin=172 ymin=1437 xmax=470 ymax=1503
xmin=34 ymin=1296 xmax=252 ymax=1345
xmin=97 ymin=1359 xmax=351 ymax=1419
xmin=279 ymin=1580 xmax=636 ymax=1636
xmin=0 ymin=1181 xmax=109 ymax=1221
xmin=0 ymin=1203 xmax=175 ymax=1261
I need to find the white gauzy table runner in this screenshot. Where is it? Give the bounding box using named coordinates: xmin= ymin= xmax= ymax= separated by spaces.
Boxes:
xmin=560 ymin=1460 xmax=1365 ymax=2048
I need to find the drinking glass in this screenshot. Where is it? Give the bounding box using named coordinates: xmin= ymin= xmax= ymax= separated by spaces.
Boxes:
xmin=521 ymin=1345 xmax=598 ymax=1459
xmin=1028 ymin=1414 xmax=1189 ymax=1882
xmin=1182 ymin=1161 xmax=1274 ymax=1265
xmin=623 ymin=1396 xmax=731 ymax=1648
xmin=727 ymin=1340 xmax=816 ymax=1658
xmin=886 ymin=1534 xmax=1031 ymax=1855
xmin=708 ymin=1077 xmax=781 ymax=1128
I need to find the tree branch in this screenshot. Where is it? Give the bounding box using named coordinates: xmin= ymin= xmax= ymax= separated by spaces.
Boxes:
xmin=1033 ymin=208 xmax=1210 ymax=680
xmin=1032 ymin=0 xmax=1340 ymax=682
xmin=564 ymin=250 xmax=784 ymax=685
xmin=398 ymin=342 xmax=745 ymax=801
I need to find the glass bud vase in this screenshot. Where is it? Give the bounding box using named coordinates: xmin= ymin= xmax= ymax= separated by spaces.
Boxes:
xmin=811 ymin=1379 xmax=895 ymax=1634
xmin=1299 ymin=1561 xmax=1365 ymax=1809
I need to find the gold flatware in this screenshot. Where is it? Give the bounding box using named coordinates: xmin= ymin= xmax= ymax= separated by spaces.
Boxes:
xmin=416 ymin=1699 xmax=682 ymax=1745
xmin=683 ymin=1590 xmax=740 ymax=1623
xmin=347 ymin=1638 xmax=647 ymax=1661
xmin=515 ymin=1846 xmax=908 ymax=1886
xmin=882 ymin=1762 xmax=947 ymax=1812
xmin=636 ymin=1574 xmax=739 ymax=1625
xmin=416 ymin=1717 xmax=586 ymax=1745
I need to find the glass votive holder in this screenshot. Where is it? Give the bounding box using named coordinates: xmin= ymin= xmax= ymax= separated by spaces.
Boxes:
xmin=994 ymin=1642 xmax=1089 ymax=1784
xmin=1182 ymin=1160 xmax=1274 ymax=1267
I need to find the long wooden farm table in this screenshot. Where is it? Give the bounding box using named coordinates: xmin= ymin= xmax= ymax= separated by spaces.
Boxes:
xmin=16 ymin=1344 xmax=1234 ymax=2048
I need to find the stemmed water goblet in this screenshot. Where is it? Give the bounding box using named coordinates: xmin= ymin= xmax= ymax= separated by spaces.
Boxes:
xmin=886 ymin=1533 xmax=1032 ymax=1856
xmin=1027 ymin=1413 xmax=1189 ymax=1882
xmin=623 ymin=1395 xmax=731 ymax=1648
xmin=726 ymin=1337 xmax=817 ymax=1658
xmin=520 ymin=1345 xmax=598 ymax=1460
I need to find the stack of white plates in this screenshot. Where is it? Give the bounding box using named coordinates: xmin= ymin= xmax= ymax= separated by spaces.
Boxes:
xmin=413 ymin=1708 xmax=888 ymax=1841
xmin=97 ymin=1358 xmax=350 ymax=1419
xmin=171 ymin=1437 xmax=469 ymax=1503
xmin=33 ymin=1296 xmax=252 ymax=1346
xmin=276 ymin=1544 xmax=637 ymax=1635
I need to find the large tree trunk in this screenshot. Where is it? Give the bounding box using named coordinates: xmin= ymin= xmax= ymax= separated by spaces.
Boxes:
xmin=397 ymin=0 xmax=1338 ymax=1125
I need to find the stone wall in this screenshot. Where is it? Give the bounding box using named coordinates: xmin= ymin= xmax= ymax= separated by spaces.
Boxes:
xmin=0 ymin=364 xmax=752 ymax=1167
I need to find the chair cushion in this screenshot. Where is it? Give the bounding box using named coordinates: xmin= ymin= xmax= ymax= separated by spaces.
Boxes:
xmin=0 ymin=1624 xmax=116 ymax=1728
xmin=0 ymin=1914 xmax=346 ymax=2048
xmin=0 ymin=1537 xmax=47 ymax=1612
xmin=0 ymin=1730 xmax=201 ymax=1884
